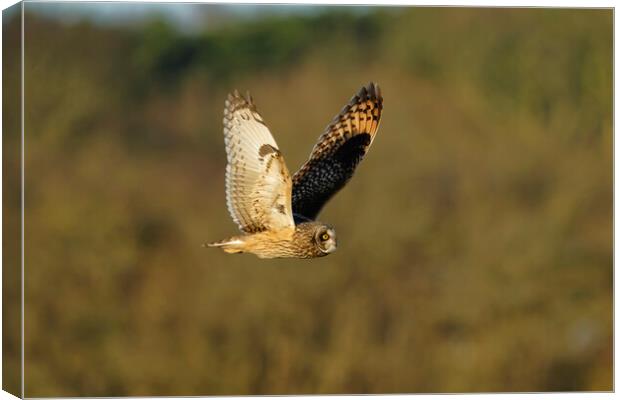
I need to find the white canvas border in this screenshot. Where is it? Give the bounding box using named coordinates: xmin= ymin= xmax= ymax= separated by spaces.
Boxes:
xmin=0 ymin=0 xmax=615 ymax=399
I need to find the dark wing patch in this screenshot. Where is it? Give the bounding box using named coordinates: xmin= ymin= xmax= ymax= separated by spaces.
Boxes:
xmin=259 ymin=144 xmax=277 ymax=157
xmin=292 ymin=82 xmax=383 ymax=221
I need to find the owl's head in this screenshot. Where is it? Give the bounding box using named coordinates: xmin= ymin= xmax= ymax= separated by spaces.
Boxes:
xmin=314 ymin=225 xmax=337 ymax=255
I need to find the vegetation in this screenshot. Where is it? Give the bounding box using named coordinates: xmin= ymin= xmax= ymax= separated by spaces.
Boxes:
xmin=4 ymin=6 xmax=612 ymax=396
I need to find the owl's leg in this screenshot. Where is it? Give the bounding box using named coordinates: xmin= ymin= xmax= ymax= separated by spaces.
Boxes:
xmin=205 ymin=236 xmax=246 ymax=254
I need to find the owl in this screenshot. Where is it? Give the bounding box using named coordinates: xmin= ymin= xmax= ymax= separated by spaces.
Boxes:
xmin=207 ymin=82 xmax=383 ymax=259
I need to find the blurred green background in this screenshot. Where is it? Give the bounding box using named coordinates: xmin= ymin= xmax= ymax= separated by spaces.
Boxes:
xmin=3 ymin=4 xmax=612 ymax=396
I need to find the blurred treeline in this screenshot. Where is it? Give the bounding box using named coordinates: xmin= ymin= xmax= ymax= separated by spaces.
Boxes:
xmin=4 ymin=5 xmax=612 ymax=396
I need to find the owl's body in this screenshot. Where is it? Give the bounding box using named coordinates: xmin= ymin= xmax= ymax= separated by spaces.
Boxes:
xmin=207 ymin=83 xmax=383 ymax=259
xmin=209 ymin=222 xmax=336 ymax=259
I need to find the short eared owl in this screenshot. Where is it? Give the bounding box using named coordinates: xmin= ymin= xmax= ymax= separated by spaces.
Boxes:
xmin=207 ymin=83 xmax=383 ymax=259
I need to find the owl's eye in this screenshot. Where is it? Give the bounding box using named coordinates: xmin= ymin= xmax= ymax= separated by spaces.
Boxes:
xmin=321 ymin=233 xmax=330 ymax=241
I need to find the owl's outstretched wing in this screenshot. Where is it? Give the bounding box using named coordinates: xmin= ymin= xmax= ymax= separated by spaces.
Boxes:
xmin=291 ymin=82 xmax=383 ymax=221
xmin=223 ymin=91 xmax=295 ymax=233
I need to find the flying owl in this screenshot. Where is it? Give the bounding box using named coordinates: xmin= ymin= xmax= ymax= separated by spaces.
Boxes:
xmin=207 ymin=82 xmax=383 ymax=259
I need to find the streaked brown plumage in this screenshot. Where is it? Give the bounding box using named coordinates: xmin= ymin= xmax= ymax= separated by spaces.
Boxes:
xmin=207 ymin=82 xmax=383 ymax=259
xmin=209 ymin=223 xmax=336 ymax=259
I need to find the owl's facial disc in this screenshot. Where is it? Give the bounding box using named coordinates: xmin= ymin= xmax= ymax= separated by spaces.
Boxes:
xmin=315 ymin=226 xmax=337 ymax=254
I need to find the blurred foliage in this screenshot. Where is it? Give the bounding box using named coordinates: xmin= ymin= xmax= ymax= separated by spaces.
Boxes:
xmin=3 ymin=5 xmax=23 ymax=395
xmin=132 ymin=10 xmax=390 ymax=88
xmin=6 ymin=6 xmax=612 ymax=396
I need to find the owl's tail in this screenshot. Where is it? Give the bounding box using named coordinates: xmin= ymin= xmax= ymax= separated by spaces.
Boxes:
xmin=204 ymin=237 xmax=245 ymax=254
